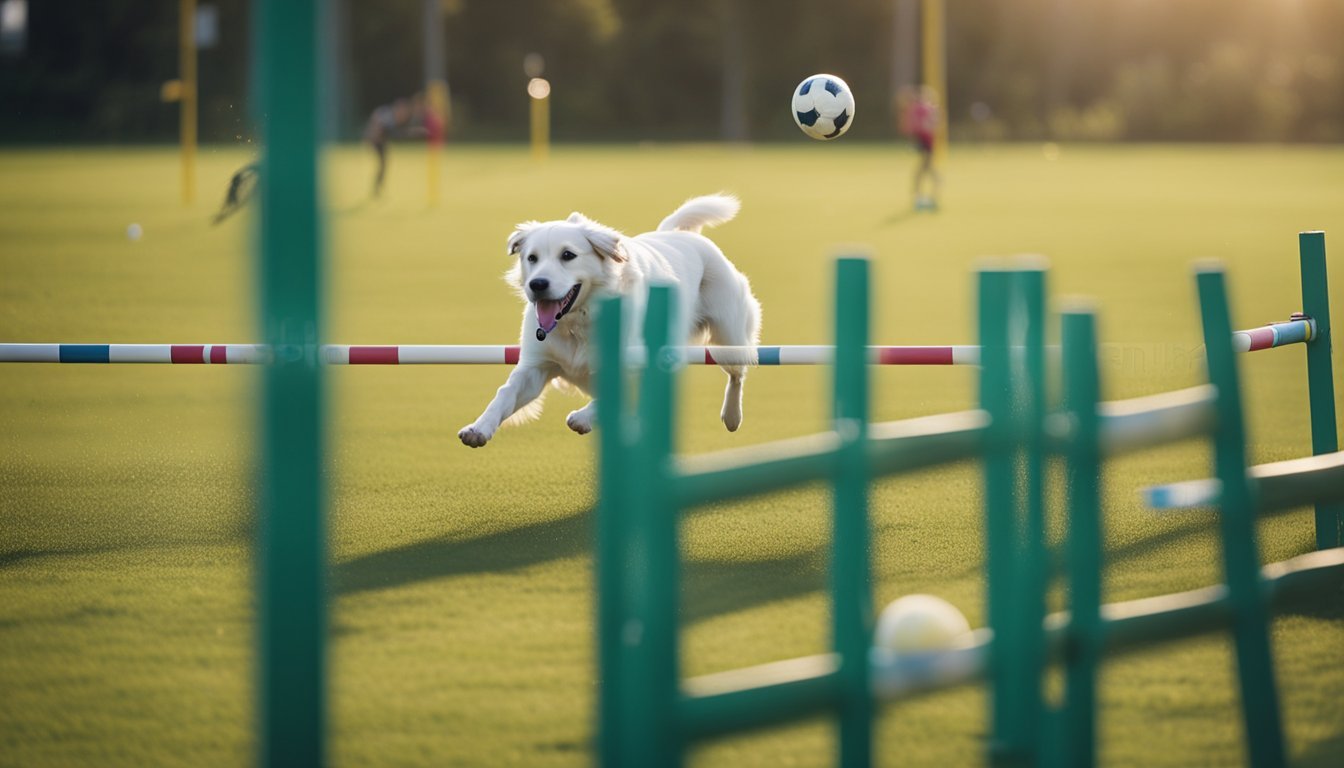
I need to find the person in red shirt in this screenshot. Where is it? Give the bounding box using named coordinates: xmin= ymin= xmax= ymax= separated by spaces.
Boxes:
xmin=899 ymin=86 xmax=941 ymax=211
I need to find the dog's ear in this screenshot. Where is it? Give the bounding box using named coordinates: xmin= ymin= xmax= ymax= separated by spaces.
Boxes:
xmin=566 ymin=212 xmax=587 ymax=224
xmin=580 ymin=220 xmax=628 ymax=262
xmin=506 ymin=221 xmax=541 ymax=256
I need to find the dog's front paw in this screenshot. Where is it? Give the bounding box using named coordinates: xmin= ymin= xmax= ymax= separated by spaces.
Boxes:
xmin=458 ymin=425 xmax=491 ymax=448
xmin=566 ymin=409 xmax=594 ymax=435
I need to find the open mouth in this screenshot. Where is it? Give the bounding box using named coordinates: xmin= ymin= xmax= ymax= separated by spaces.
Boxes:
xmin=535 ymin=283 xmax=582 ymax=337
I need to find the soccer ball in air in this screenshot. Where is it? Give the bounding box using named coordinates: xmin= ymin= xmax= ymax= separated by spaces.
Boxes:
xmin=791 ymin=74 xmax=855 ymax=140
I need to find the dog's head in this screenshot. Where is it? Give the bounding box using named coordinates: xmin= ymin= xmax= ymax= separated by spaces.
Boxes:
xmin=506 ymin=212 xmax=627 ymax=338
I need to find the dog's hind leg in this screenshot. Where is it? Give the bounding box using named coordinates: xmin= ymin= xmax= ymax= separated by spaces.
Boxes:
xmin=720 ymin=374 xmax=745 ymax=432
xmin=566 ymin=399 xmax=597 ymax=435
xmin=702 ymin=280 xmax=761 ymax=433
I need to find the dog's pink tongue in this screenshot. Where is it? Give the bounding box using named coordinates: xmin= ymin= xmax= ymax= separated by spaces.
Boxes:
xmin=536 ymin=300 xmax=562 ymax=333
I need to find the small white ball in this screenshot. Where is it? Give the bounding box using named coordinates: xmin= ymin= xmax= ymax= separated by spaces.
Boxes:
xmin=126 ymin=223 xmax=143 ymax=241
xmin=874 ymin=594 xmax=971 ymax=654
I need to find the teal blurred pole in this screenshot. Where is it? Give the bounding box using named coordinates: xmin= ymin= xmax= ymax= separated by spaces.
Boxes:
xmin=595 ymin=296 xmax=628 ymax=766
xmin=832 ymin=258 xmax=872 ymax=768
xmin=977 ymin=267 xmax=1025 ymax=767
xmin=1061 ymin=307 xmax=1102 ymax=768
xmin=631 ymin=285 xmax=681 ymax=768
xmin=255 ymin=0 xmax=326 ymax=766
xmin=1298 ymin=232 xmax=1341 ymax=549
xmin=1016 ymin=266 xmax=1047 ymax=767
xmin=1196 ymin=267 xmax=1286 ymax=768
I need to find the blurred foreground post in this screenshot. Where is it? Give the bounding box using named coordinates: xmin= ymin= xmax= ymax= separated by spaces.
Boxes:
xmin=920 ymin=0 xmax=947 ymax=169
xmin=178 ymin=0 xmax=197 ymax=204
xmin=423 ymin=0 xmax=449 ymax=206
xmin=529 ymin=77 xmax=550 ymax=162
xmin=1299 ymin=232 xmax=1341 ymax=548
xmin=256 ymin=0 xmax=327 ymax=765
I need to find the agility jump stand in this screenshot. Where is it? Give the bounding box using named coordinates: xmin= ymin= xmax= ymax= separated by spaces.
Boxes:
xmin=1145 ymin=231 xmax=1340 ymax=550
xmin=593 ymin=250 xmax=1344 ymax=767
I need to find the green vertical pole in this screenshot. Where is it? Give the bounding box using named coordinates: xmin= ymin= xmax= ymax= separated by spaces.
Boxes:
xmin=1298 ymin=232 xmax=1341 ymax=549
xmin=1196 ymin=267 xmax=1286 ymax=768
xmin=978 ymin=267 xmax=1025 ymax=767
xmin=255 ymin=0 xmax=325 ymax=766
xmin=832 ymin=258 xmax=872 ymax=768
xmin=628 ymin=285 xmax=681 ymax=768
xmin=595 ymin=296 xmax=628 ymax=767
xmin=1061 ymin=307 xmax=1102 ymax=768
xmin=1016 ymin=266 xmax=1048 ymax=767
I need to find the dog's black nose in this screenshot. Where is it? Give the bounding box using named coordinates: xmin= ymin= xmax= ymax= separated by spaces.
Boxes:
xmin=528 ymin=278 xmax=549 ymax=294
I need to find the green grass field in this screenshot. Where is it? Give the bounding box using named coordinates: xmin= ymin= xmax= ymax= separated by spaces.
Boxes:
xmin=1 ymin=143 xmax=1342 ymax=767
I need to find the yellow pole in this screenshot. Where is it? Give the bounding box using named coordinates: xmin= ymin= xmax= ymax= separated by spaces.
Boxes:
xmin=426 ymin=79 xmax=449 ymax=206
xmin=921 ymin=0 xmax=947 ymax=169
xmin=179 ymin=0 xmax=198 ymax=204
xmin=528 ymin=78 xmax=550 ymax=162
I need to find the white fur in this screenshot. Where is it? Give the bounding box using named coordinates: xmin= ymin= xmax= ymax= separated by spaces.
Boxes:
xmin=459 ymin=194 xmax=762 ymax=448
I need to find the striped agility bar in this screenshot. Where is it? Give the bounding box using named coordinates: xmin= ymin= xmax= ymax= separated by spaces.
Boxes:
xmin=0 ymin=318 xmax=1313 ymax=366
xmin=0 ymin=343 xmax=978 ymax=366
xmin=1230 ymin=317 xmax=1314 ymax=352
xmin=0 ymin=343 xmax=272 ymax=364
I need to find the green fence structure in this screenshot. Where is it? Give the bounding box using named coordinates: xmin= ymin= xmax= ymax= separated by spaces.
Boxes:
xmin=594 ymin=250 xmax=1344 ymax=767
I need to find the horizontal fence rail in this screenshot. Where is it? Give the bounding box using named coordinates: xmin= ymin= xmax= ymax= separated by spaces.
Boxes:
xmin=674 ymin=547 xmax=1344 ymax=735
xmin=1144 ymin=450 xmax=1344 ymax=513
xmin=0 ymin=318 xmax=1314 ymax=366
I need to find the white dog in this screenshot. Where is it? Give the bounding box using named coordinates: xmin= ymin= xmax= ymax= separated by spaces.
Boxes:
xmin=458 ymin=194 xmax=761 ymax=448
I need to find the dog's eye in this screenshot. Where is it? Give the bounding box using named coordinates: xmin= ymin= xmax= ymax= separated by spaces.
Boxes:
xmin=526 ymin=254 xmax=538 ymax=263
xmin=560 ymin=250 xmax=577 ymax=262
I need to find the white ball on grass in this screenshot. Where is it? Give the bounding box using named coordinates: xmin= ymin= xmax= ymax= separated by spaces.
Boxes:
xmin=126 ymin=223 xmax=143 ymax=241
xmin=874 ymin=594 xmax=971 ymax=654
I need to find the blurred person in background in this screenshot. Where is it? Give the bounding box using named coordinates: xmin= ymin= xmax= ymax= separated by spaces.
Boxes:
xmin=364 ymin=93 xmax=433 ymax=198
xmin=899 ymin=86 xmax=941 ymax=211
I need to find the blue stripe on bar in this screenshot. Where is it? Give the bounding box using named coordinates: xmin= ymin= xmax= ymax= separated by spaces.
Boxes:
xmin=759 ymin=347 xmax=781 ymax=365
xmin=60 ymin=344 xmax=110 ymax=363
xmin=1272 ymin=321 xmax=1311 ymax=347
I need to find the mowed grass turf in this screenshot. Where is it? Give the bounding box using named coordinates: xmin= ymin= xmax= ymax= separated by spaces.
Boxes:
xmin=1 ymin=143 xmax=1342 ymax=767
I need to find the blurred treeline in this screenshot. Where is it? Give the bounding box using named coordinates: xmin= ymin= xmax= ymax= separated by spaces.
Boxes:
xmin=1 ymin=0 xmax=1340 ymax=143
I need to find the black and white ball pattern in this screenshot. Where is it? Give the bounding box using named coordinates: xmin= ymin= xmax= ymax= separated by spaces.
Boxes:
xmin=792 ymin=74 xmax=855 ymax=140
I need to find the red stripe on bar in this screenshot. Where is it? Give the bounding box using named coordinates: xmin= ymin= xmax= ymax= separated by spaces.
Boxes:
xmin=349 ymin=346 xmax=399 ymax=364
xmin=704 ymin=349 xmax=717 ymax=365
xmin=504 ymin=346 xmax=520 ymax=365
xmin=210 ymin=346 xmax=228 ymax=364
xmin=1245 ymin=327 xmax=1276 ymax=351
xmin=878 ymin=347 xmax=954 ymax=365
xmin=171 ymin=345 xmax=205 ymax=364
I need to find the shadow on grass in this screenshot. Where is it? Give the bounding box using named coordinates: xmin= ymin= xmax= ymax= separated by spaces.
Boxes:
xmin=334 ymin=508 xmax=593 ymax=596
xmin=0 ymin=547 xmax=117 ymax=570
xmin=916 ymin=513 xmax=1319 ymax=591
xmin=684 ymin=546 xmax=826 ymax=624
xmin=1297 ymin=727 xmax=1344 ymax=768
xmin=1104 ymin=515 xmax=1218 ymax=566
xmin=879 ymin=209 xmax=919 ymax=227
xmin=0 ymin=522 xmax=249 ymax=572
xmin=335 ymin=508 xmax=829 ymax=624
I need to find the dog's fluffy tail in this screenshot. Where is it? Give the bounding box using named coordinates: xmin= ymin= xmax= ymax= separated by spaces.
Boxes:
xmin=657 ymin=193 xmax=740 ymax=234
